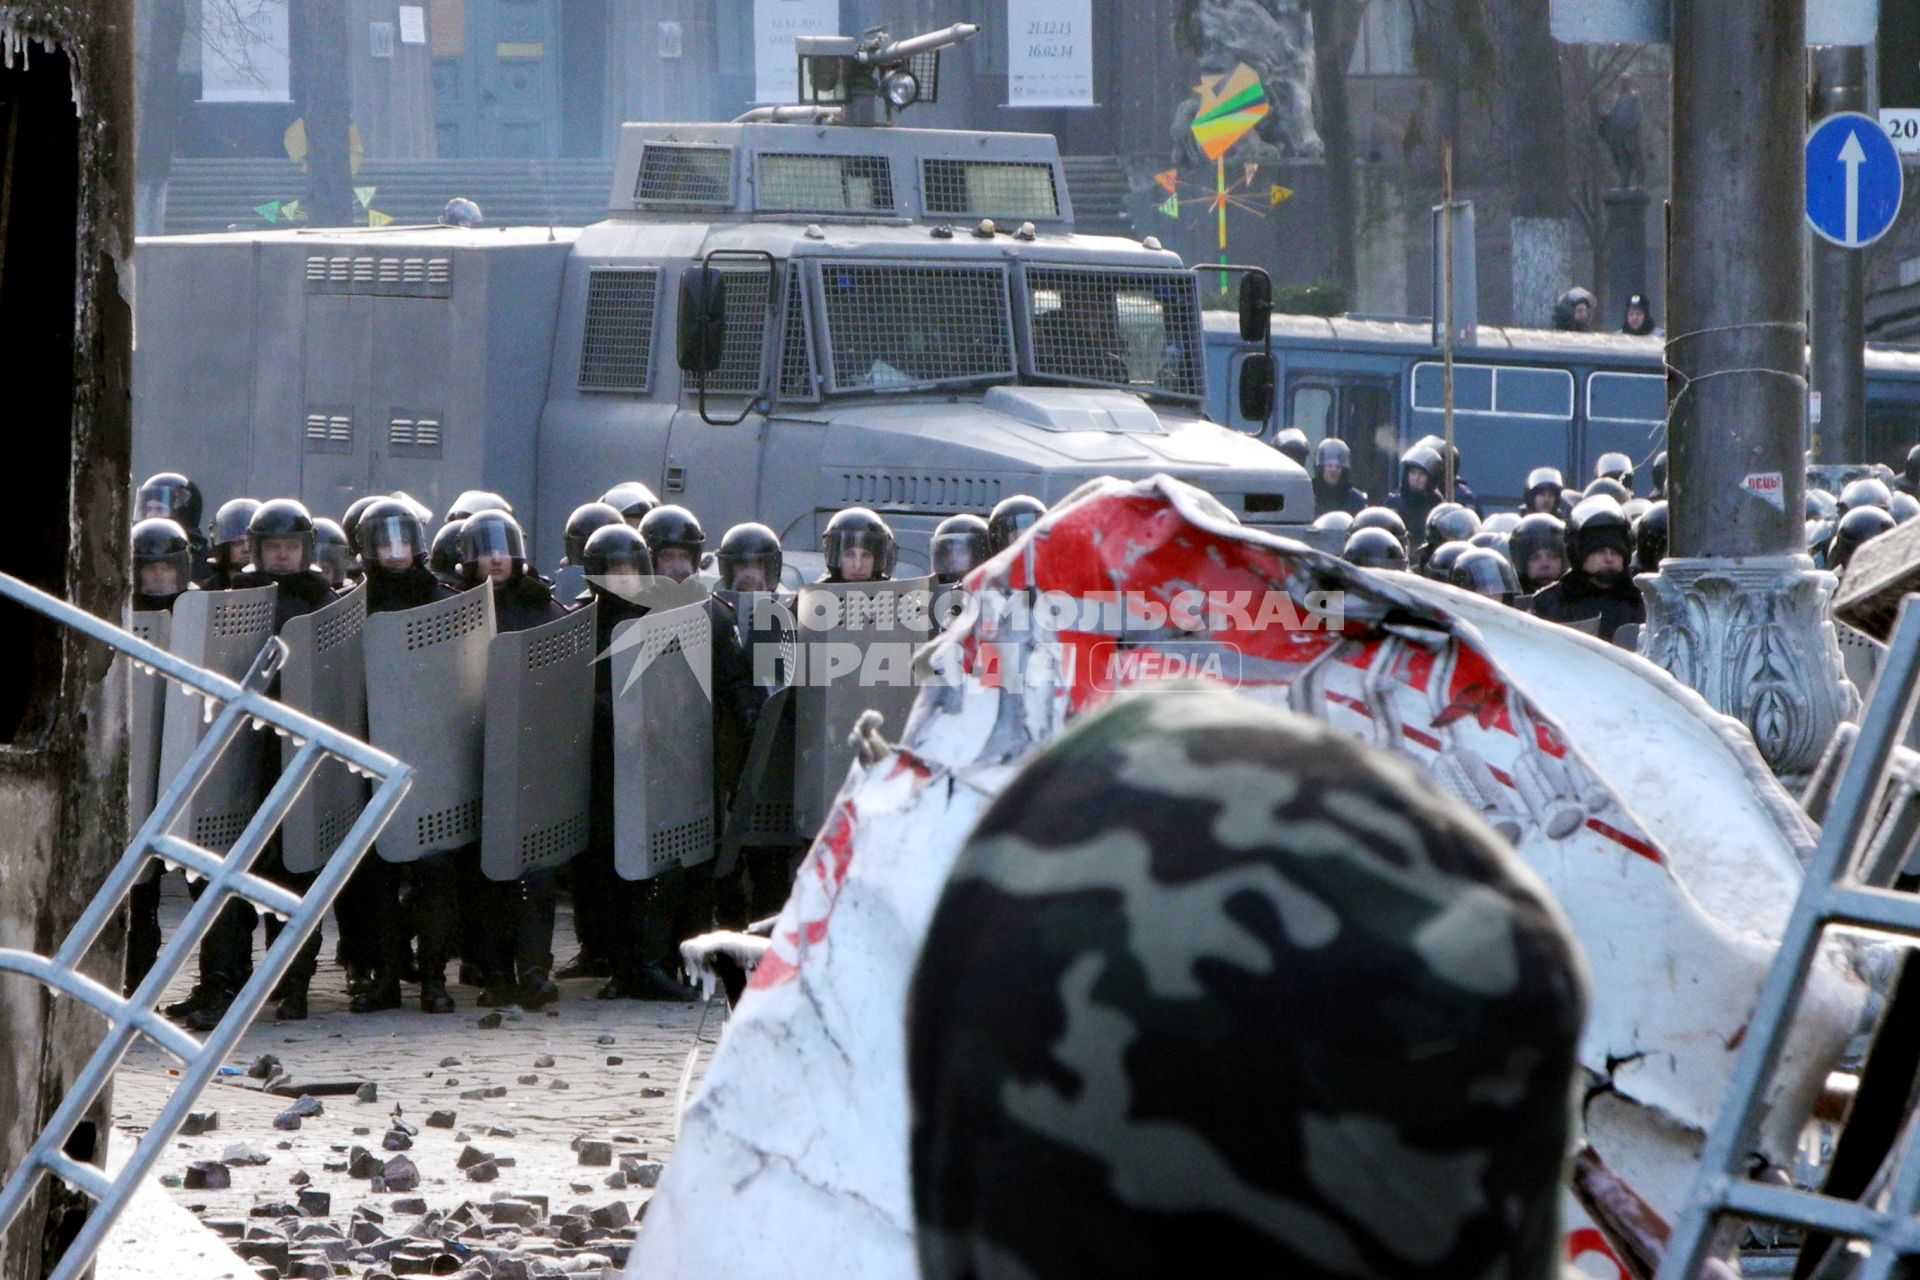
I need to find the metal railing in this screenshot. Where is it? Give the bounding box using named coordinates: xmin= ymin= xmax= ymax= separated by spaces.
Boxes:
xmin=0 ymin=572 xmax=412 ymax=1280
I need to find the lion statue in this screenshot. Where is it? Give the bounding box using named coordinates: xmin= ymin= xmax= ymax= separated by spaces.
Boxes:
xmin=1171 ymin=0 xmax=1326 ymax=167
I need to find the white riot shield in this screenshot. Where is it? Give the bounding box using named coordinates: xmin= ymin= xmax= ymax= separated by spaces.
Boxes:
xmin=364 ymin=583 xmax=494 ymax=862
xmin=480 ymin=605 xmax=596 ymax=881
xmin=157 ymin=587 xmax=276 ymax=852
xmin=278 ymin=584 xmax=370 ymax=874
xmin=611 ymin=602 xmax=714 ymax=881
xmin=790 ymin=578 xmax=933 ymax=839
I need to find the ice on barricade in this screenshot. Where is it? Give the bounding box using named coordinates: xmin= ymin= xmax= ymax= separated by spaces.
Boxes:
xmin=632 ymin=474 xmax=1864 ymax=1279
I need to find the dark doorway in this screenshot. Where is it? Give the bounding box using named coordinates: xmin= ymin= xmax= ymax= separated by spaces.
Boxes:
xmin=0 ymin=41 xmax=79 ymax=745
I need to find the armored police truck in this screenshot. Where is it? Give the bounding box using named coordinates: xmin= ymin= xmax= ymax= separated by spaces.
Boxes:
xmin=132 ymin=25 xmax=1305 ymax=569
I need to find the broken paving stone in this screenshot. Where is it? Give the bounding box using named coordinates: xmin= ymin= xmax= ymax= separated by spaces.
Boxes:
xmin=516 ymin=1075 xmax=539 ymax=1086
xmin=352 ymin=1220 xmax=387 ymax=1246
xmin=383 ymin=1130 xmax=414 ymax=1152
xmin=456 ymin=1147 xmax=493 ymax=1170
xmin=354 ymin=1127 xmax=373 ymax=1136
xmin=595 ymin=1035 xmax=616 ymax=1046
xmin=271 ymin=1114 xmax=302 ymax=1132
xmin=289 ymin=1170 xmax=311 ymax=1186
xmin=439 ymin=1057 xmax=462 ymax=1069
xmin=464 ymin=1161 xmax=499 ymax=1183
xmin=425 ymin=1110 xmax=457 ymax=1130
xmin=356 ymin=1082 xmax=379 ymax=1103
xmin=569 ymin=1183 xmax=592 ymax=1195
xmin=288 ymin=1095 xmax=325 ymax=1118
xmin=205 ymin=1219 xmax=246 ymax=1239
xmin=275 ymin=1141 xmax=295 ymax=1151
xmin=485 ymin=1126 xmax=516 ymax=1139
xmin=602 ymin=1173 xmax=626 ymax=1191
xmin=547 ymin=1080 xmax=570 ymax=1092
xmin=289 ymin=1262 xmax=331 ymax=1280
xmin=382 ymin=1155 xmax=421 ymax=1193
xmin=589 ymin=1203 xmax=631 ymax=1231
xmin=639 ymin=1088 xmax=666 ymax=1099
xmin=183 ymin=1161 xmax=231 ymax=1191
xmin=476 ymin=1013 xmax=503 ymax=1030
xmin=322 ymin=1160 xmax=348 ymax=1174
xmin=223 ymin=1142 xmax=273 ymax=1167
xmin=239 ymin=1240 xmax=291 ymax=1272
xmin=180 ymin=1111 xmax=220 ymax=1136
xmin=247 ymin=1054 xmax=283 ymax=1080
xmin=391 ymin=1197 xmax=428 ymax=1215
xmin=576 ymin=1142 xmax=613 ymax=1167
xmin=296 ymin=1189 xmax=331 ymax=1217
xmin=454 ymin=1133 xmax=471 ymax=1144
xmin=488 ymin=1200 xmax=539 ymax=1228
xmin=605 ymin=1056 xmax=623 ymax=1066
xmin=249 ymin=1201 xmax=302 ymax=1219
xmin=533 ymin=1055 xmax=555 ymax=1069
xmin=628 ymin=1163 xmax=663 ymax=1189
xmin=349 ymin=1147 xmax=385 ymax=1179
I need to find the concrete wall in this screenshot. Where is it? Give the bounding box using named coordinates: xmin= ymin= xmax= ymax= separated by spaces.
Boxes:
xmin=0 ymin=0 xmax=134 ymax=1275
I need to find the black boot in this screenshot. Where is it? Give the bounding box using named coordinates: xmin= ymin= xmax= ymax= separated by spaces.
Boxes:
xmin=182 ymin=982 xmax=240 ymax=1032
xmin=275 ymin=981 xmax=309 ymax=1021
xmin=518 ymin=967 xmax=560 ymax=1011
xmin=554 ymin=952 xmax=608 ymax=981
xmin=165 ymin=982 xmax=223 ymax=1021
xmin=343 ymin=964 xmax=374 ymax=998
xmin=633 ymin=963 xmax=700 ymax=1003
xmin=349 ymin=972 xmax=402 ymax=1014
xmin=419 ymin=980 xmax=456 ymax=1015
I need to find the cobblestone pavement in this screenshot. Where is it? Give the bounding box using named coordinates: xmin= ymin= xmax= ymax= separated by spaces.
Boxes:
xmin=107 ymin=876 xmax=723 ymax=1278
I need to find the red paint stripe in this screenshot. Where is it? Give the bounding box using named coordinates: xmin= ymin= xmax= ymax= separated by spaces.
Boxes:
xmin=1585 ymin=817 xmax=1665 ymax=866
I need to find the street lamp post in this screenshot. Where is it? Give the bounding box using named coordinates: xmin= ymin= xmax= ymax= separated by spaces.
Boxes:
xmin=1638 ymin=0 xmax=1857 ymax=774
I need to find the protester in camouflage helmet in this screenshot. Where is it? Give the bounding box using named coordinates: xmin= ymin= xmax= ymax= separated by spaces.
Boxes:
xmin=908 ymin=687 xmax=1589 ymax=1280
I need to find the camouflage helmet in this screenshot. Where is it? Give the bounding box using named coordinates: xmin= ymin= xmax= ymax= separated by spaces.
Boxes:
xmin=909 ymin=689 xmax=1588 ymax=1280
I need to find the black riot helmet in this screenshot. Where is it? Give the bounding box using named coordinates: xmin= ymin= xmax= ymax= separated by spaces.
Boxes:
xmin=392 ymin=491 xmax=435 ymax=527
xmin=1344 ymin=527 xmax=1409 ymax=571
xmin=1274 ymin=427 xmax=1311 ymax=466
xmin=1895 ymin=492 xmax=1920 ymax=524
xmin=1808 ymin=488 xmax=1839 ymax=522
xmin=341 ymin=494 xmax=384 ymax=556
xmin=132 ymin=518 xmax=193 ymax=601
xmin=1452 ymin=547 xmax=1522 ymax=600
xmin=929 ymin=514 xmax=991 ymax=585
xmin=1584 ymin=477 xmax=1632 ymax=506
xmin=446 ymin=489 xmax=513 ymax=523
xmin=987 ymin=495 xmax=1048 ymax=554
xmin=1311 ymin=510 xmax=1354 ymax=537
xmin=1634 ymin=500 xmax=1668 ymax=574
xmin=1906 ymin=444 xmax=1920 ymax=484
xmin=822 ymin=507 xmax=898 ymax=583
xmin=1425 ymin=540 xmax=1467 ymax=582
xmin=358 ymin=498 xmax=428 ymax=572
xmin=1830 ymin=505 xmax=1897 ymax=572
xmin=581 ymin=524 xmax=654 ymax=600
xmin=1651 ymin=450 xmax=1669 ymax=496
xmin=718 ymin=522 xmax=784 ymax=592
xmin=429 ymin=519 xmax=466 ymax=584
xmin=1524 ymin=466 xmax=1565 ymax=513
xmin=1840 ymin=476 xmax=1893 ymax=514
xmin=1594 ymin=452 xmax=1635 ymax=489
xmin=1425 ymin=502 xmax=1481 ymax=548
xmin=1350 ymin=506 xmax=1408 ymax=545
xmin=1511 ymin=513 xmax=1569 ymax=592
xmin=212 ymin=498 xmax=261 ymax=563
xmin=248 ymin=499 xmax=317 ymax=576
xmin=601 ymin=482 xmax=661 ymax=526
xmin=1311 ymin=437 xmax=1352 ymax=477
xmin=1566 ymin=496 xmax=1634 ymax=580
xmin=1468 ymin=529 xmax=1510 ymax=558
xmin=1483 ymin=511 xmax=1522 ymax=535
xmin=564 ymin=502 xmax=625 ymax=566
xmin=1399 ymin=442 xmax=1444 ymax=491
xmin=639 ymin=505 xmax=707 ymax=583
xmin=313 ymin=518 xmax=354 ymax=588
xmin=138 ymin=472 xmax=204 ymax=530
xmin=459 ymin=509 xmax=528 ymax=584
xmin=440 ymin=197 xmax=484 ymax=227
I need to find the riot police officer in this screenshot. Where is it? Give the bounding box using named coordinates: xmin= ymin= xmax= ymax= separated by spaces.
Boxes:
xmin=1273 ymin=427 xmax=1310 ymax=468
xmin=1650 ymin=450 xmax=1669 ymax=500
xmin=1350 ymin=506 xmax=1408 ymax=549
xmin=638 ymin=505 xmax=708 ymax=585
xmin=1451 ymin=546 xmax=1522 ymax=603
xmin=564 ymin=502 xmax=626 ymax=572
xmin=1840 ymin=476 xmax=1894 ymax=516
xmin=459 ymin=510 xmax=570 ymax=1009
xmin=1635 ymin=501 xmax=1668 ymax=575
xmin=986 ymin=495 xmax=1047 ymax=556
xmin=1421 ymin=503 xmax=1480 ymax=570
xmin=1584 ymin=476 xmax=1632 ymax=506
xmin=428 ymin=519 xmax=466 ymax=589
xmin=821 ymin=507 xmax=898 ymax=584
xmin=1310 ymin=438 xmax=1367 ymax=515
xmin=314 ymin=518 xmax=356 ymax=588
xmin=602 ymin=482 xmax=661 ymax=528
xmin=203 ymin=498 xmax=261 ymax=590
xmin=1385 ymin=443 xmax=1444 ymax=549
xmin=1530 ymin=497 xmax=1643 ymax=642
xmin=126 ymin=519 xmax=198 ymax=993
xmin=1594 ymin=452 xmax=1636 ymax=492
xmin=1425 ymin=540 xmax=1468 ymax=583
xmin=1829 ymin=506 xmax=1898 ymax=574
xmin=1897 ymin=445 xmax=1920 ymax=499
xmin=137 ymin=472 xmax=211 ymax=582
xmin=719 ymin=522 xmax=786 ymax=594
xmin=1510 ymin=513 xmax=1568 ymax=595
xmin=341 ymin=494 xmax=384 ymax=560
xmin=1343 ymin=527 xmax=1408 ymax=571
xmin=1520 ymin=467 xmax=1568 ymax=517
xmin=446 ymin=490 xmax=513 ymax=523
xmin=927 ymin=515 xmax=989 ymax=587
xmin=349 ymin=499 xmax=462 ymax=1014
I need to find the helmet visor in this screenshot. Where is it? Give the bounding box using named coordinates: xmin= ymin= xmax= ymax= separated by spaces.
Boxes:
xmin=364 ymin=514 xmax=425 ymax=566
xmin=140 ymin=480 xmax=194 ymax=522
xmin=462 ymin=518 xmax=525 ymax=564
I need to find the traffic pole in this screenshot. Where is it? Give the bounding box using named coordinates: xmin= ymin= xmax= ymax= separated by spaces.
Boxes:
xmin=1810 ymin=43 xmax=1868 ymax=464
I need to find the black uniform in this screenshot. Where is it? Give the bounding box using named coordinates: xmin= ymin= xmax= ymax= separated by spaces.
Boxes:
xmin=1529 ymin=571 xmax=1645 ymax=643
xmin=566 ymin=586 xmax=644 ymax=984
xmin=1311 ymin=476 xmax=1367 ymax=515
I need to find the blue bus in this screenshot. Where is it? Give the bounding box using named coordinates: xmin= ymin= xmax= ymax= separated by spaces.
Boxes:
xmin=1204 ymin=312 xmax=1920 ymax=507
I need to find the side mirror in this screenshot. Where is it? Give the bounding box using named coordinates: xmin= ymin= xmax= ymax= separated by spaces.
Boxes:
xmin=1238 ymin=353 xmax=1276 ymax=425
xmin=1238 ymin=271 xmax=1272 ymax=343
xmin=677 ymin=266 xmax=728 ymax=375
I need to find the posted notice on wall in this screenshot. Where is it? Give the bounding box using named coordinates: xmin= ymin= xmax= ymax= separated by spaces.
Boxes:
xmin=754 ymin=0 xmax=840 ymax=105
xmin=200 ymin=0 xmax=292 ymax=102
xmin=1008 ymin=0 xmax=1094 ymax=107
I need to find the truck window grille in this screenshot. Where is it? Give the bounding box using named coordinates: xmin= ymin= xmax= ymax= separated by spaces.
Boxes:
xmin=635 ymin=144 xmax=733 ymax=208
xmin=708 ymin=267 xmax=772 ymax=395
xmin=922 ymin=159 xmax=1059 ymax=220
xmin=579 ymin=269 xmax=659 ymax=393
xmin=777 ymin=269 xmax=817 ymax=401
xmin=1022 ymin=266 xmax=1205 ymax=398
xmin=758 ymin=153 xmax=895 ymax=213
xmin=819 ymin=263 xmax=1014 ymax=393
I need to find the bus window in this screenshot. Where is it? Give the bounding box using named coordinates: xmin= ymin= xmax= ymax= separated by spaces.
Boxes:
xmin=1288 ymin=382 xmax=1333 ymax=440
xmin=1868 ymin=400 xmax=1920 ymax=466
xmin=1585 ymin=371 xmax=1666 ymax=492
xmin=1337 ymin=382 xmax=1397 ymax=501
xmin=1411 ymin=362 xmax=1573 ymax=504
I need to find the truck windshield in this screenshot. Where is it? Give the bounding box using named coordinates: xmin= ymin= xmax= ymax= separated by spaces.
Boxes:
xmin=1022 ymin=266 xmax=1205 ymax=400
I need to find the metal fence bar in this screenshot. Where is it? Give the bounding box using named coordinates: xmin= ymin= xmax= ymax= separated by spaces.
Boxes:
xmin=0 ymin=571 xmax=411 ymax=1280
xmin=1660 ymin=597 xmax=1920 ymax=1279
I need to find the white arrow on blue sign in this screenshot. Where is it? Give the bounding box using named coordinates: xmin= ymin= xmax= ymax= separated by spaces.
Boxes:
xmin=1806 ymin=111 xmax=1904 ymax=249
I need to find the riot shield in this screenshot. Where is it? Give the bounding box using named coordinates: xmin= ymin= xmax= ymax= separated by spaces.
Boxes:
xmin=790 ymin=578 xmax=933 ymax=840
xmin=278 ymin=584 xmax=370 ymax=874
xmin=364 ymin=583 xmax=494 ymax=862
xmin=129 ymin=610 xmax=172 ymax=884
xmin=157 ymin=587 xmax=276 ymax=852
xmin=480 ymin=604 xmax=596 ymax=881
xmin=717 ymin=687 xmax=799 ymax=878
xmin=611 ymin=601 xmax=715 ymax=881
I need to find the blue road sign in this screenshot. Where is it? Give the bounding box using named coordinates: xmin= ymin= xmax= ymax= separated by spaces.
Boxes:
xmin=1806 ymin=111 xmax=1904 ymax=249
